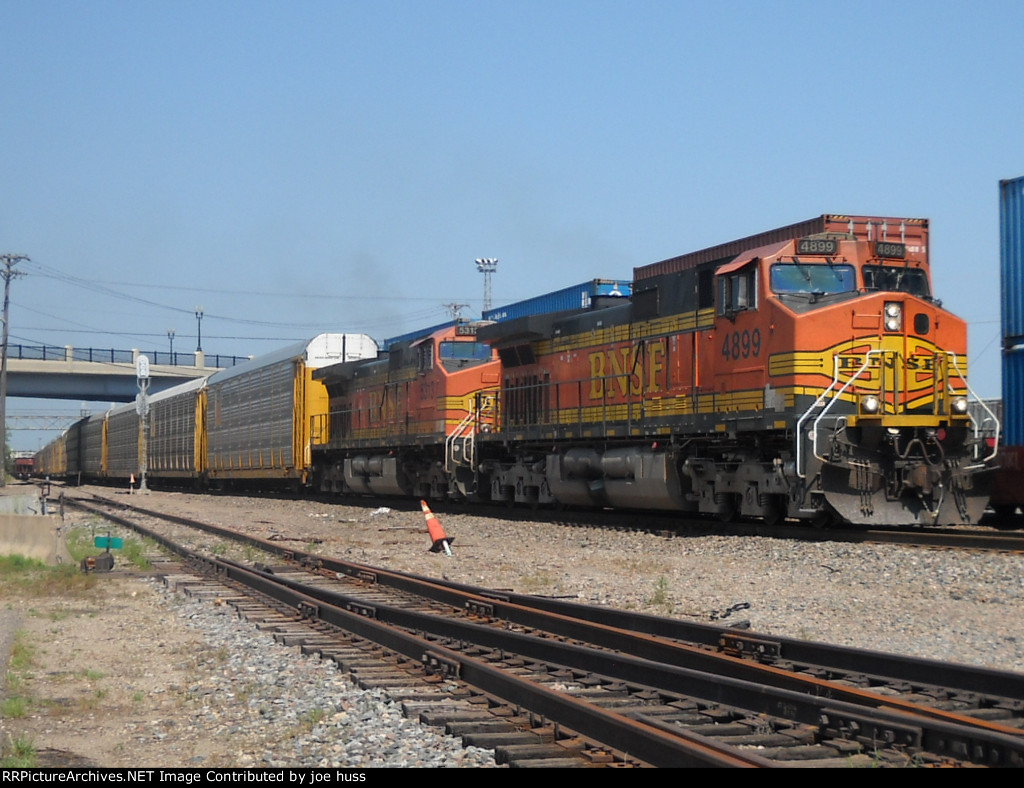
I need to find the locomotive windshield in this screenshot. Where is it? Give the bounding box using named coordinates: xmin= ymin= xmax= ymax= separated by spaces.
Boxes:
xmin=862 ymin=265 xmax=931 ymax=298
xmin=438 ymin=340 xmax=492 ymax=370
xmin=770 ymin=263 xmax=857 ymax=295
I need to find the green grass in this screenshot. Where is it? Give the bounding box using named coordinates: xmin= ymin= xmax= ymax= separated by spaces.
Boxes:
xmin=0 ymin=734 xmax=37 ymax=768
xmin=120 ymin=538 xmax=153 ymax=570
xmin=0 ymin=559 xmax=99 ymax=598
xmin=645 ymin=576 xmax=673 ymax=612
xmin=0 ymin=555 xmax=44 ymax=572
xmin=64 ymin=525 xmax=154 ymax=570
xmin=0 ymin=696 xmax=28 ymax=718
xmin=9 ymin=631 xmax=35 ymax=672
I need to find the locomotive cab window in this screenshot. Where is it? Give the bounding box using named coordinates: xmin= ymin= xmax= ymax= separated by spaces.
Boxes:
xmin=438 ymin=340 xmax=492 ymax=371
xmin=770 ymin=262 xmax=856 ymax=295
xmin=417 ymin=342 xmax=434 ymax=373
xmin=862 ymin=265 xmax=931 ymax=298
xmin=718 ymin=267 xmax=757 ymax=315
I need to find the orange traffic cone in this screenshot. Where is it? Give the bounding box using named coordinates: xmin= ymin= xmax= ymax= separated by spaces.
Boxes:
xmin=420 ymin=500 xmax=453 ymax=555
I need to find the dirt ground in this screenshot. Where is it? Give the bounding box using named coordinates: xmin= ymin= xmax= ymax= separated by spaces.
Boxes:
xmin=0 ymin=565 xmax=261 ymax=767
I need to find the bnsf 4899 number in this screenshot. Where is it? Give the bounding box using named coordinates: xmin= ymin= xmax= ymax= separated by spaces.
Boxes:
xmin=721 ymin=329 xmax=762 ymax=360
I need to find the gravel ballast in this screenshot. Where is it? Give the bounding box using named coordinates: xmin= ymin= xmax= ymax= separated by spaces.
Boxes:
xmin=2 ymin=486 xmax=1023 ymax=767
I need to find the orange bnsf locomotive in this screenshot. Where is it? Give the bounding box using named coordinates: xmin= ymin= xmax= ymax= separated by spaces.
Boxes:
xmin=312 ymin=322 xmax=500 ymax=500
xmin=469 ymin=215 xmax=997 ymax=526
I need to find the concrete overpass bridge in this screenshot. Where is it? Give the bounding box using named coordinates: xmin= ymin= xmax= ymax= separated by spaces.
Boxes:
xmin=4 ymin=344 xmax=252 ymax=402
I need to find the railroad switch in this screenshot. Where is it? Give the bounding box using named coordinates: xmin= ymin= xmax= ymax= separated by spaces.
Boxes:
xmin=80 ymin=552 xmax=115 ymax=573
xmin=719 ymin=632 xmax=782 ymax=662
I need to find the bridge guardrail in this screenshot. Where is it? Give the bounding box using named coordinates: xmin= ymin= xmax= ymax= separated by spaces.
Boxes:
xmin=6 ymin=345 xmax=250 ymax=369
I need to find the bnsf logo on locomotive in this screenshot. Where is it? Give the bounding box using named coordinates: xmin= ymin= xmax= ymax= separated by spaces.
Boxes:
xmin=771 ymin=336 xmax=964 ymax=393
xmin=587 ymin=340 xmax=666 ymax=399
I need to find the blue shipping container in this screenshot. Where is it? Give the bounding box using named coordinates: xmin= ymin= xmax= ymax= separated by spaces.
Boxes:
xmin=483 ymin=279 xmax=631 ymax=323
xmin=1002 ymin=176 xmax=1024 ymax=445
xmin=383 ymin=320 xmax=454 ymax=349
xmin=1001 ymin=176 xmax=1024 ymax=342
xmin=1003 ymin=348 xmax=1024 ymax=446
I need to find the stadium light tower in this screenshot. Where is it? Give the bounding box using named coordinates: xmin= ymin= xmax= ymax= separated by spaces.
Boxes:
xmin=475 ymin=258 xmax=498 ymax=314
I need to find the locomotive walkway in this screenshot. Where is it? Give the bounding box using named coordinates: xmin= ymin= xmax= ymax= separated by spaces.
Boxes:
xmin=3 ymin=344 xmax=250 ymax=402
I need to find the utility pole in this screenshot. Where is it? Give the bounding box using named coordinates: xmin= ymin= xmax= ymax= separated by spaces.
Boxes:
xmin=0 ymin=254 xmax=28 ymax=488
xmin=443 ymin=302 xmax=469 ymax=322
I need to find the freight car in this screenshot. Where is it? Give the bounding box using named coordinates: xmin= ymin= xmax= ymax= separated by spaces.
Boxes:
xmin=204 ymin=333 xmax=378 ymax=486
xmin=464 ymin=215 xmax=996 ymax=526
xmin=34 ymin=333 xmax=378 ymax=488
xmin=11 ymin=455 xmax=34 ymax=481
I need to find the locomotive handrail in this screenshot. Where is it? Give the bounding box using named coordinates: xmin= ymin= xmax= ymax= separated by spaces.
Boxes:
xmin=797 ymin=349 xmax=1000 ymax=478
xmin=945 ymin=352 xmax=1000 ymax=463
xmin=444 ymin=393 xmax=496 ymax=473
xmin=795 ymin=351 xmax=881 ymax=479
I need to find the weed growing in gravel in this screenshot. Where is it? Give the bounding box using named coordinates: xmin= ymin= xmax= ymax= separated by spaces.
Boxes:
xmin=9 ymin=632 xmax=34 ymax=672
xmin=645 ymin=576 xmax=673 ymax=612
xmin=281 ymin=708 xmax=330 ymax=740
xmin=301 ymin=708 xmax=327 ymax=728
xmin=518 ymin=570 xmax=555 ymax=593
xmin=64 ymin=528 xmax=99 ymax=562
xmin=234 ymin=682 xmax=258 ymax=705
xmin=0 ymin=733 xmax=36 ymax=767
xmin=120 ymin=538 xmax=153 ymax=569
xmin=2 ymin=632 xmax=34 ymax=720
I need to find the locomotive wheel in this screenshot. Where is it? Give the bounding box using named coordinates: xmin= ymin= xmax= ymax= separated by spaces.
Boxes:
xmin=762 ymin=504 xmax=784 ymax=528
xmin=717 ymin=500 xmax=737 ymax=523
xmin=810 ymin=509 xmax=837 ymax=529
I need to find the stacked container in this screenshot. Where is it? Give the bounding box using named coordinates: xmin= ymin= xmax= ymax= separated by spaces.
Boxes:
xmin=1001 ymin=176 xmax=1024 ymax=446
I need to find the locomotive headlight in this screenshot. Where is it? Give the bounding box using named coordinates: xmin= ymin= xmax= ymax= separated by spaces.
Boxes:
xmin=860 ymin=394 xmax=881 ymax=415
xmin=884 ymin=302 xmax=902 ymax=332
xmin=952 ymin=396 xmax=969 ymax=414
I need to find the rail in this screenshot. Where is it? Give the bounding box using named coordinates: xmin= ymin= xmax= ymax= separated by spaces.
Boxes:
xmin=65 ymin=493 xmax=1024 ymax=768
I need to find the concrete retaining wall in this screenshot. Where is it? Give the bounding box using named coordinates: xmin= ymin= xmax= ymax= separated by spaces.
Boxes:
xmin=0 ymin=493 xmax=73 ymax=565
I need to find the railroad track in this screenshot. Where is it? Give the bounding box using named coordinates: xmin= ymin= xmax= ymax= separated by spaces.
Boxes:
xmin=308 ymin=493 xmax=1024 ymax=553
xmin=59 ymin=491 xmax=1024 ymax=768
xmin=46 ymin=479 xmax=1024 ymax=553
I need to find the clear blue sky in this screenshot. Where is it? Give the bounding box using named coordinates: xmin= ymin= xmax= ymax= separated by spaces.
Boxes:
xmin=2 ymin=0 xmax=1021 ymax=449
